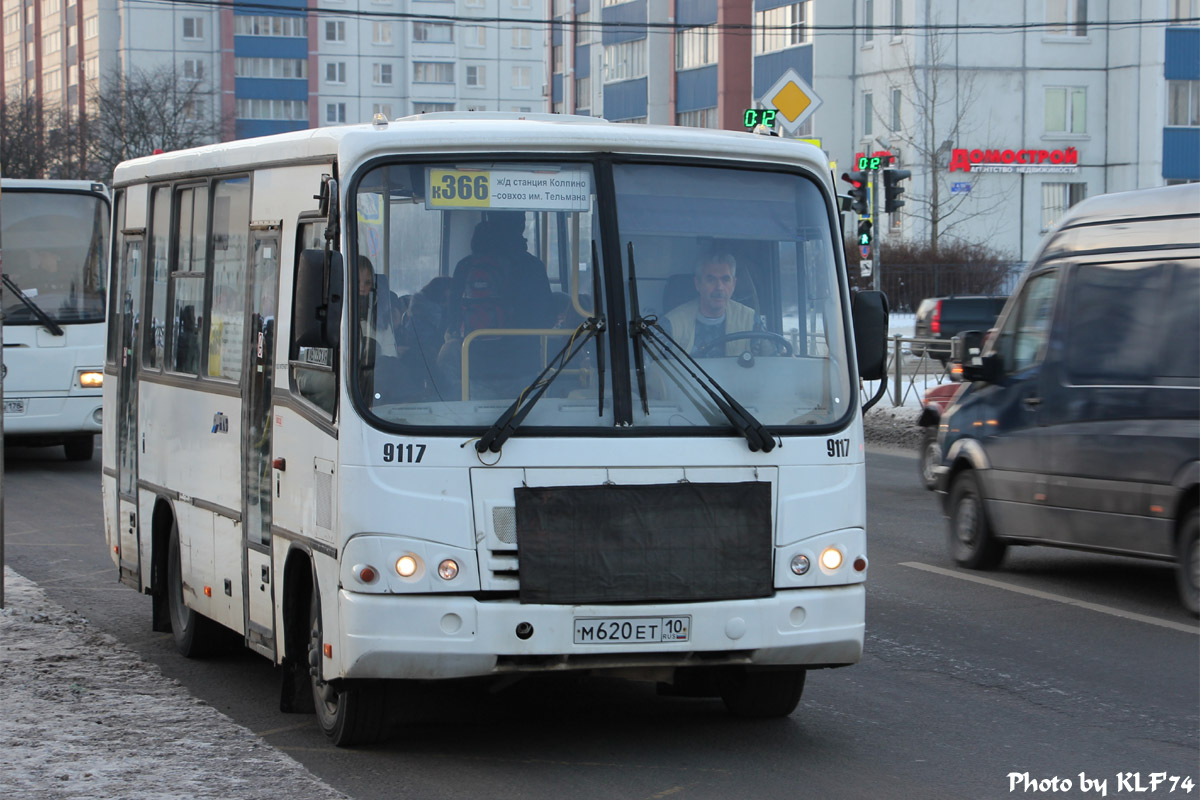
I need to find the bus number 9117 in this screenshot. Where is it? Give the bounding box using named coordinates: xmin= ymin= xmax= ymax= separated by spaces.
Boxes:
xmin=383 ymin=443 xmax=426 ymax=463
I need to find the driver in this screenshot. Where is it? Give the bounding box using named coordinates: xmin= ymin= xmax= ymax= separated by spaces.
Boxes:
xmin=663 ymin=252 xmax=764 ymax=356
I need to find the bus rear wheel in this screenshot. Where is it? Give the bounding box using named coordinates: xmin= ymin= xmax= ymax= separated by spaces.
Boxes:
xmin=308 ymin=589 xmax=390 ymax=746
xmin=719 ymin=666 xmax=806 ymax=718
xmin=167 ymin=520 xmax=221 ymax=658
xmin=63 ymin=435 xmax=94 ymax=462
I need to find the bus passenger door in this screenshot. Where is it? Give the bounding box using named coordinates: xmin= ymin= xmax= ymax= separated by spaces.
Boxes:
xmin=115 ymin=236 xmax=144 ymax=590
xmin=243 ymin=226 xmax=280 ymax=657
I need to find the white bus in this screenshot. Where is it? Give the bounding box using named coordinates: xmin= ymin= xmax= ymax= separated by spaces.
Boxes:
xmin=2 ymin=179 xmax=110 ymax=461
xmin=102 ymin=113 xmax=888 ymax=746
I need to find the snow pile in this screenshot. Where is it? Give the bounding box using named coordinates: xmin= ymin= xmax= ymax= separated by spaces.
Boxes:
xmin=862 ymin=403 xmax=924 ymax=451
xmin=0 ymin=568 xmax=348 ymax=800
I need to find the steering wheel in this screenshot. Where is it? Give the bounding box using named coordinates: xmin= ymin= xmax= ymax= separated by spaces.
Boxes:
xmin=694 ymin=331 xmax=794 ymax=357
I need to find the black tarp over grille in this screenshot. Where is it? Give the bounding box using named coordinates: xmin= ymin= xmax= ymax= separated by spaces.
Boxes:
xmin=514 ymin=482 xmax=772 ymax=604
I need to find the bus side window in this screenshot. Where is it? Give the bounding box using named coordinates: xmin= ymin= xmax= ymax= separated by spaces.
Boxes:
xmin=291 ymin=221 xmax=336 ymax=417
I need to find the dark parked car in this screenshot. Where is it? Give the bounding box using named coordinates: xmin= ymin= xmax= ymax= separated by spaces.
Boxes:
xmin=934 ymin=183 xmax=1200 ymax=614
xmin=912 ymin=295 xmax=1007 ymax=362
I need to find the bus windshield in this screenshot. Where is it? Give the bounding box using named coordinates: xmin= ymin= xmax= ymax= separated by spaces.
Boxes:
xmin=1 ymin=190 xmax=109 ymax=325
xmin=352 ymin=158 xmax=850 ymax=432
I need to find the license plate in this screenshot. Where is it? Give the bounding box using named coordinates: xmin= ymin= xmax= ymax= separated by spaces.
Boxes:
xmin=3 ymin=399 xmax=26 ymax=415
xmin=573 ymin=616 xmax=691 ymax=645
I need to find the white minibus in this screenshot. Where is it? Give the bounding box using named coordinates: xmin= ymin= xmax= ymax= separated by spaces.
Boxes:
xmin=103 ymin=113 xmax=888 ymax=745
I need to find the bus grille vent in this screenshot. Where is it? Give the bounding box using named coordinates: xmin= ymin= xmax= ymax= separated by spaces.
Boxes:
xmin=315 ymin=471 xmax=333 ymax=530
xmin=492 ymin=506 xmax=517 ymax=544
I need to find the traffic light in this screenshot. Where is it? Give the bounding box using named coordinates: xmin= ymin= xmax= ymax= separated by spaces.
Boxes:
xmin=858 ymin=219 xmax=873 ymax=247
xmin=883 ymin=168 xmax=912 ymax=213
xmin=841 ymin=170 xmax=870 ymax=216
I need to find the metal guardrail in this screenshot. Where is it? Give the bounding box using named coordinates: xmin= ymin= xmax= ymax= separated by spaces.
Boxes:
xmin=862 ymin=335 xmax=958 ymax=408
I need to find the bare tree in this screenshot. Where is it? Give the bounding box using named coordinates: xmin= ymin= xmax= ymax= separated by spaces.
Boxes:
xmin=87 ymin=64 xmax=226 ymax=181
xmin=1 ymin=96 xmax=52 ymax=179
xmin=877 ymin=26 xmax=1013 ymax=256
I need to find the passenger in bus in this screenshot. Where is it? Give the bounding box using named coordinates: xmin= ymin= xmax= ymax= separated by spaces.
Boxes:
xmin=663 ymin=252 xmax=765 ymax=357
xmin=436 ymin=214 xmax=554 ymax=398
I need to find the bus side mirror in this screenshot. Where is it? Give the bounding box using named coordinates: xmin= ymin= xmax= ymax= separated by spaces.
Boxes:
xmin=293 ymin=248 xmax=344 ymax=349
xmin=852 ymin=290 xmax=889 ymax=381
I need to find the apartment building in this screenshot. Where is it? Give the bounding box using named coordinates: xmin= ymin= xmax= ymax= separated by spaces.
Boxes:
xmin=1 ymin=0 xmax=548 ymax=151
xmin=554 ymin=0 xmax=1199 ymax=261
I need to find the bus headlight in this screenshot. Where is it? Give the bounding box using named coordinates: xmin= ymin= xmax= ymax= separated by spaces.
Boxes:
xmin=438 ymin=559 xmax=459 ymax=580
xmin=77 ymin=370 xmax=103 ymax=388
xmin=395 ymin=554 xmax=421 ymax=578
xmin=820 ymin=547 xmax=843 ymax=571
xmin=790 ymin=554 xmax=811 ymax=575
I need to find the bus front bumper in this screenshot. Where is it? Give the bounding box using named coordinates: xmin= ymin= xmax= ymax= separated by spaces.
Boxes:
xmin=3 ymin=394 xmax=103 ymax=437
xmin=335 ymin=586 xmax=864 ymax=681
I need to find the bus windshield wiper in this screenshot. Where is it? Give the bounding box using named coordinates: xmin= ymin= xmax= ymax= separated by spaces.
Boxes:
xmin=475 ymin=316 xmax=606 ymax=454
xmin=2 ymin=274 xmax=64 ymax=336
xmin=625 ymin=242 xmax=649 ymax=414
xmin=637 ymin=320 xmax=776 ymax=453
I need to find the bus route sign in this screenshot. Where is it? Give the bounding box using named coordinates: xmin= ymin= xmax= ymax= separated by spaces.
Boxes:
xmin=426 ymin=167 xmax=591 ymax=212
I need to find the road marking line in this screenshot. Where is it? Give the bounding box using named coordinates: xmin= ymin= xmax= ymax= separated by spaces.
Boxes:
xmin=900 ymin=561 xmax=1199 ymax=635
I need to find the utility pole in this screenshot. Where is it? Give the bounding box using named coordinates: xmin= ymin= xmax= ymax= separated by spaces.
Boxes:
xmin=871 ymin=169 xmax=882 ymax=293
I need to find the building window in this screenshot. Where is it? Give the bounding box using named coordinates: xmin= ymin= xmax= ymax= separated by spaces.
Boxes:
xmin=413 ymin=61 xmax=454 ymax=83
xmin=890 ymin=88 xmax=901 ymax=131
xmin=466 ymin=65 xmax=486 ymax=87
xmin=466 ymin=26 xmax=486 ymax=47
xmin=512 ymin=0 xmax=531 ymax=7
xmin=676 ymin=107 xmax=718 ymax=128
xmin=512 ymin=65 xmax=531 ymax=89
xmin=372 ymin=22 xmax=393 ymax=45
xmin=603 ymin=39 xmax=647 ymax=82
xmin=236 ymin=57 xmax=307 ymax=79
xmin=413 ymin=102 xmax=455 ymax=114
xmin=863 ymin=91 xmax=873 ymax=137
xmin=512 ymin=27 xmax=532 ymax=48
xmin=465 ymin=0 xmax=484 ymax=6
xmin=678 ymin=25 xmax=717 ymax=69
xmin=325 ymin=20 xmax=346 ymax=42
xmin=326 ymin=102 xmax=347 ymax=123
xmin=1046 ymin=0 xmax=1087 ymax=36
xmin=413 ymin=22 xmax=452 ymax=42
xmin=575 ymin=76 xmax=590 ymax=108
xmin=1041 ymin=182 xmax=1087 ymax=230
xmin=372 ymin=63 xmax=393 ymax=85
xmin=326 ymin=61 xmax=346 ymax=84
xmin=1045 ymin=87 xmax=1086 ymax=134
xmin=1168 ymin=80 xmax=1200 ymax=126
xmin=1171 ymin=0 xmax=1199 ymax=21
xmin=753 ymin=3 xmax=809 ymax=55
xmin=576 ymin=12 xmax=595 ymax=46
xmin=552 ymin=45 xmax=563 ymax=72
xmin=3 ymin=12 xmax=20 ymax=36
xmin=236 ymin=98 xmax=307 ymax=120
xmin=4 ymin=47 xmax=18 ymax=70
xmin=891 ymin=0 xmax=902 ymax=36
xmin=183 ymin=59 xmax=205 ymax=81
xmin=43 ymin=68 xmax=62 ymax=92
xmin=67 ymin=25 xmax=78 ymax=48
xmin=182 ymin=17 xmax=204 ymax=40
xmin=41 ymin=0 xmax=57 ymax=18
xmin=42 ymin=30 xmax=61 ymax=54
xmin=373 ymin=103 xmax=393 ymax=119
xmin=864 ymin=0 xmax=874 ymax=43
xmin=84 ymin=56 xmax=98 ymax=80
xmin=233 ymin=15 xmax=308 ymax=37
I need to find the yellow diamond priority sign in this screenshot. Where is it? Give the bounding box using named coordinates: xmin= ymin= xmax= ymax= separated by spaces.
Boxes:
xmin=760 ymin=69 xmax=823 ymax=135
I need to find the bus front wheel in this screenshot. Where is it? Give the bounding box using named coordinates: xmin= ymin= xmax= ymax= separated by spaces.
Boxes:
xmin=719 ymin=666 xmax=806 ymax=718
xmin=308 ymin=588 xmax=390 ymax=746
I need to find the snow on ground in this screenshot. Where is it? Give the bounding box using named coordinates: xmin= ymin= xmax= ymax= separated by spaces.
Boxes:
xmin=0 ymin=568 xmax=348 ymax=800
xmin=859 ymin=311 xmax=938 ymax=452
